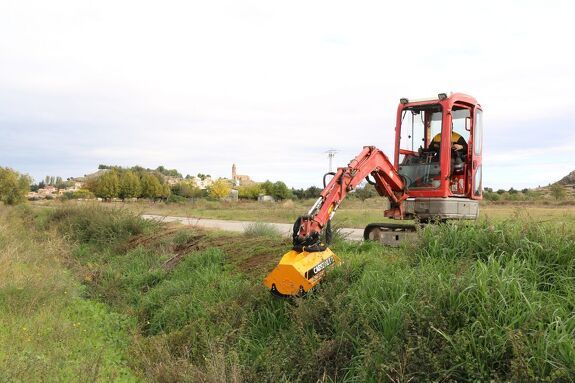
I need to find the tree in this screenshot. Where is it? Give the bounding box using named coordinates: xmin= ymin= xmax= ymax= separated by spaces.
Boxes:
xmin=0 ymin=167 xmax=31 ymax=205
xmin=209 ymin=179 xmax=231 ymax=199
xmin=304 ymin=186 xmax=322 ymax=199
xmin=238 ymin=183 xmax=262 ymax=199
xmin=260 ymin=180 xmax=274 ymax=195
xmin=550 ymin=183 xmax=566 ymax=200
xmin=161 ymin=184 xmax=171 ymax=200
xmin=140 ymin=173 xmax=163 ymax=200
xmin=94 ymin=170 xmax=120 ymax=200
xmin=156 ymin=166 xmax=182 ymax=178
xmin=355 ymin=184 xmax=379 ymax=200
xmin=119 ymin=171 xmax=141 ymax=200
xmin=172 ymin=180 xmax=202 ymax=198
xmin=272 ymin=181 xmax=291 ymax=200
xmin=30 ymin=181 xmax=45 ymax=192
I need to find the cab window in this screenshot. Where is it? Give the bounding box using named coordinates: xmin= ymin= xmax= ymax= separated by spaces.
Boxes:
xmin=474 ymin=109 xmax=483 ymax=156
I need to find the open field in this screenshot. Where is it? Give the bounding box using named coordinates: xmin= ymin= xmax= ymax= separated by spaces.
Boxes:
xmin=126 ymin=198 xmax=575 ymax=228
xmin=2 ymin=202 xmax=575 ymax=381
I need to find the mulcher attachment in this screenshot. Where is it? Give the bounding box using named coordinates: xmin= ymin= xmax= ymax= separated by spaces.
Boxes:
xmin=263 ymin=247 xmax=341 ymax=297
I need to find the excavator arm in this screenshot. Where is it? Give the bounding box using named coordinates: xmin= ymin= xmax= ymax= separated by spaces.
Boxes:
xmin=293 ymin=146 xmax=407 ymax=251
xmin=263 ymin=146 xmax=408 ymax=297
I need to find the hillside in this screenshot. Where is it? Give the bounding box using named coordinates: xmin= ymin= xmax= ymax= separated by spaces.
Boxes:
xmin=558 ymin=170 xmax=575 ymax=186
xmin=533 ymin=170 xmax=575 ymax=199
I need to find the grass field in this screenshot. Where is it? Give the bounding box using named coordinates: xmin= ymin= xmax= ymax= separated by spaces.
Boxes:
xmin=128 ymin=198 xmax=575 ymax=228
xmin=3 ymin=202 xmax=575 ymax=381
xmin=0 ymin=206 xmax=139 ymax=382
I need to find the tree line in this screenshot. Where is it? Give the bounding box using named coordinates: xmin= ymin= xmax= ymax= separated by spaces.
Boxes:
xmin=85 ymin=169 xmax=171 ymax=200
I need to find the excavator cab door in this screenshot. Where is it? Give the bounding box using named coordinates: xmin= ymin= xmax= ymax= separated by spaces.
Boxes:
xmin=471 ymin=108 xmax=483 ymax=198
xmin=449 ymin=104 xmax=472 ymax=195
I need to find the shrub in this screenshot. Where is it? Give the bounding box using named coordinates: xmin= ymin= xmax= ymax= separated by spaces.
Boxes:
xmin=0 ymin=167 xmax=30 ymax=205
xmin=47 ymin=204 xmax=153 ymax=245
xmin=243 ymin=222 xmax=283 ymax=238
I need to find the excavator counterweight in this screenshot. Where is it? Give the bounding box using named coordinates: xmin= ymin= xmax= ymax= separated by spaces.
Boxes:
xmin=264 ymin=93 xmax=483 ymax=297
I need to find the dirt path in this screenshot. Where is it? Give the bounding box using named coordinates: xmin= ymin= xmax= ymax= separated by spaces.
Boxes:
xmin=141 ymin=214 xmax=365 ymax=241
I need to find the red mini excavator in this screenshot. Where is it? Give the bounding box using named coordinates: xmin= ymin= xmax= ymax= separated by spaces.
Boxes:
xmin=264 ymin=93 xmax=483 ymax=297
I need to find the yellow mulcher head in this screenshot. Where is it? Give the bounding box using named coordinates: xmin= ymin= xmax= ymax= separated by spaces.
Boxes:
xmin=263 ymin=248 xmax=341 ymax=297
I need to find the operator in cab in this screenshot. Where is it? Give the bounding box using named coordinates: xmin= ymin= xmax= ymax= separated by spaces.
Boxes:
xmin=429 ymin=132 xmax=468 ymax=156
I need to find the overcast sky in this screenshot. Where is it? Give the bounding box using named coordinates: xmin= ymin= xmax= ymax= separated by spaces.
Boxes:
xmin=1 ymin=0 xmax=574 ymax=189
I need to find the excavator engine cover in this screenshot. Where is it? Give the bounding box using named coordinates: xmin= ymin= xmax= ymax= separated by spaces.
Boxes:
xmin=263 ymin=248 xmax=341 ymax=297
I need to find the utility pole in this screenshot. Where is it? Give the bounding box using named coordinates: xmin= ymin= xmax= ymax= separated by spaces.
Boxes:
xmin=325 ymin=149 xmax=338 ymax=172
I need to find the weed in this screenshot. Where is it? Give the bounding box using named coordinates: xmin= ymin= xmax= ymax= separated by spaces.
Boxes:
xmin=243 ymin=221 xmax=283 ymax=238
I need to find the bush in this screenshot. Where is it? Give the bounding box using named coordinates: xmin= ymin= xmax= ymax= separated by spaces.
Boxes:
xmin=47 ymin=204 xmax=153 ymax=245
xmin=166 ymin=194 xmax=187 ymax=204
xmin=0 ymin=167 xmax=30 ymax=205
xmin=243 ymin=222 xmax=283 ymax=238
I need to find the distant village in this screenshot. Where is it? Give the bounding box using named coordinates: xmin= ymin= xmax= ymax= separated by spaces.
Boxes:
xmin=26 ymin=163 xmax=280 ymax=202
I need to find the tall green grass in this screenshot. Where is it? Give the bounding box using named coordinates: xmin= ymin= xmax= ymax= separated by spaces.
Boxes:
xmin=21 ymin=205 xmax=575 ymax=382
xmin=0 ymin=205 xmax=139 ymax=382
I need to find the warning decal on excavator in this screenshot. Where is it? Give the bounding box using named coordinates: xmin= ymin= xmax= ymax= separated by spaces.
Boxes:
xmin=305 ymin=256 xmax=335 ymax=280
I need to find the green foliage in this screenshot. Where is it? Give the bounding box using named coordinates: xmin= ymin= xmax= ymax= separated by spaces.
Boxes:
xmin=0 ymin=167 xmax=31 ymax=205
xmin=209 ymin=179 xmax=232 ymax=199
xmin=161 ymin=184 xmax=171 ymax=199
xmin=61 ymin=189 xmax=95 ymax=200
xmin=354 ymin=183 xmax=379 ymax=200
xmin=171 ymin=180 xmax=202 ymax=198
xmin=94 ymin=170 xmax=120 ymax=200
xmin=483 ymin=190 xmax=501 ymax=201
xmin=166 ymin=194 xmax=187 ymax=203
xmin=140 ymin=173 xmax=163 ymax=200
xmin=47 ymin=204 xmax=152 ymax=246
xmin=243 ymin=222 xmax=282 ymax=237
xmin=238 ymin=183 xmax=262 ymax=199
xmin=550 ymin=183 xmax=567 ymax=200
xmin=292 ymin=186 xmax=322 ymax=199
xmin=21 ymin=205 xmax=575 ymax=382
xmin=271 ymin=181 xmax=291 ymax=200
xmin=0 ymin=206 xmax=138 ymax=382
xmin=260 ymin=180 xmax=274 ymax=195
xmin=119 ymin=171 xmax=141 ymax=199
xmin=155 ymin=166 xmax=182 ymax=178
xmin=260 ymin=180 xmax=292 ymax=200
xmin=140 ymin=249 xmax=251 ymax=335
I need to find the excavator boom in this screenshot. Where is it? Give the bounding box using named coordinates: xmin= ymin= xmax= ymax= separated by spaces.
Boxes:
xmin=263 ymin=146 xmax=408 ymax=296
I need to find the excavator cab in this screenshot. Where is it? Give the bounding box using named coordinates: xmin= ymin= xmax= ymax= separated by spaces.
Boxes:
xmin=395 ymin=93 xmax=483 ymax=221
xmin=264 ymin=93 xmax=483 ymax=297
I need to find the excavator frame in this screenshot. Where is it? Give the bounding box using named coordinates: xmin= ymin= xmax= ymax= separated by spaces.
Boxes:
xmin=264 ymin=92 xmax=483 ymax=297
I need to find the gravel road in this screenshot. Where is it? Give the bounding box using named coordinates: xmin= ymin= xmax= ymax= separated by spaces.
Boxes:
xmin=141 ymin=214 xmax=364 ymax=241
